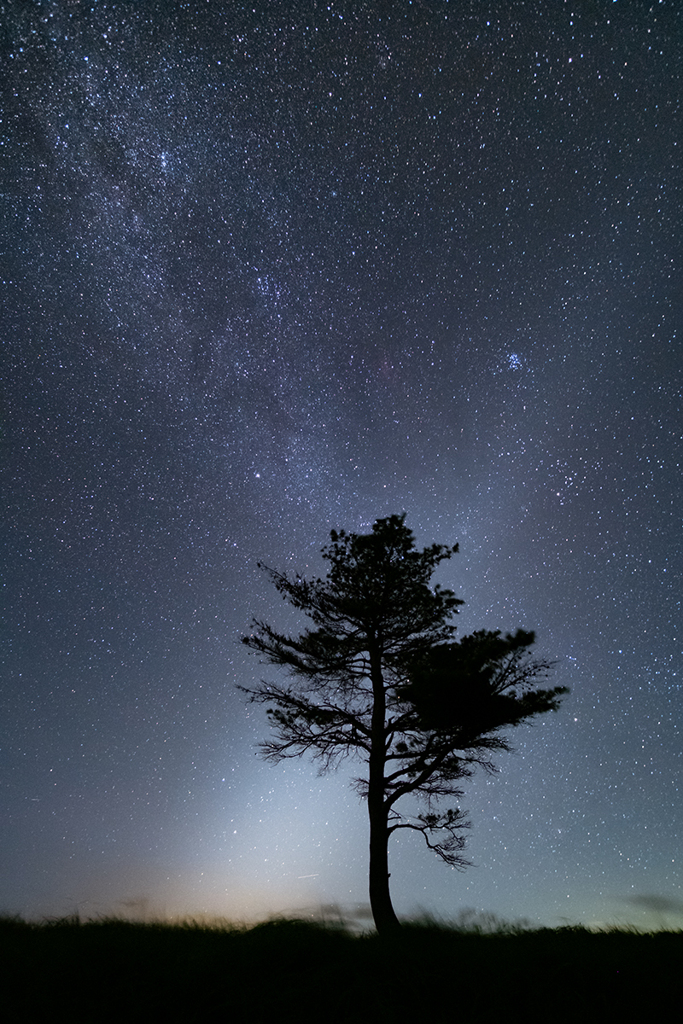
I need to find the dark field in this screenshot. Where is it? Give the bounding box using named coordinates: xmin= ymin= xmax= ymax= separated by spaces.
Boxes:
xmin=1 ymin=914 xmax=680 ymax=1022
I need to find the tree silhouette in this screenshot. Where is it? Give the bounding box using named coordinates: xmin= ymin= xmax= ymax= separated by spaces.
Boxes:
xmin=241 ymin=515 xmax=567 ymax=933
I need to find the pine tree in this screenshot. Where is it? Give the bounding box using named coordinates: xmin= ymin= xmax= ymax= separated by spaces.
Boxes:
xmin=242 ymin=515 xmax=567 ymax=933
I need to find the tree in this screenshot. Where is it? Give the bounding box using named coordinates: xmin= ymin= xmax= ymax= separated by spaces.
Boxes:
xmin=241 ymin=515 xmax=567 ymax=933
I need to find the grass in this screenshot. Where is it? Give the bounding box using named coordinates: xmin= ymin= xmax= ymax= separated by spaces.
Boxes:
xmin=1 ymin=913 xmax=681 ymax=1022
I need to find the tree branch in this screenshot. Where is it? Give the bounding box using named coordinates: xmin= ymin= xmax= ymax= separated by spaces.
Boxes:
xmin=387 ymin=806 xmax=472 ymax=868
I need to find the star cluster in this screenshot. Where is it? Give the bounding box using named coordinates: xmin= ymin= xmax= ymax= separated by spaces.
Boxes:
xmin=1 ymin=1 xmax=681 ymax=929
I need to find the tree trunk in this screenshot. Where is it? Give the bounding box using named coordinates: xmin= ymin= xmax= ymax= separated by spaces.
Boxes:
xmin=367 ymin=640 xmax=401 ymax=934
xmin=368 ymin=796 xmax=400 ymax=933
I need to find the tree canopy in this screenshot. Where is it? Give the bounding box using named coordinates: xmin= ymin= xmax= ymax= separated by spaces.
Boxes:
xmin=242 ymin=514 xmax=567 ymax=932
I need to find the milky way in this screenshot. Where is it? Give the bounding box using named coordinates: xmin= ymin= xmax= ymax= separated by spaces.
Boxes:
xmin=2 ymin=1 xmax=681 ymax=928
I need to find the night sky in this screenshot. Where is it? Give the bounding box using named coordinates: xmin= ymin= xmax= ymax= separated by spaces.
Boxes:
xmin=2 ymin=0 xmax=681 ymax=930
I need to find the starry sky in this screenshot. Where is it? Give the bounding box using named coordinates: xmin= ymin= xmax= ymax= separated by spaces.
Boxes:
xmin=2 ymin=0 xmax=681 ymax=930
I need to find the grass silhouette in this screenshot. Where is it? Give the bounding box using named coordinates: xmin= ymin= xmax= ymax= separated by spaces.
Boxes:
xmin=1 ymin=913 xmax=681 ymax=1022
